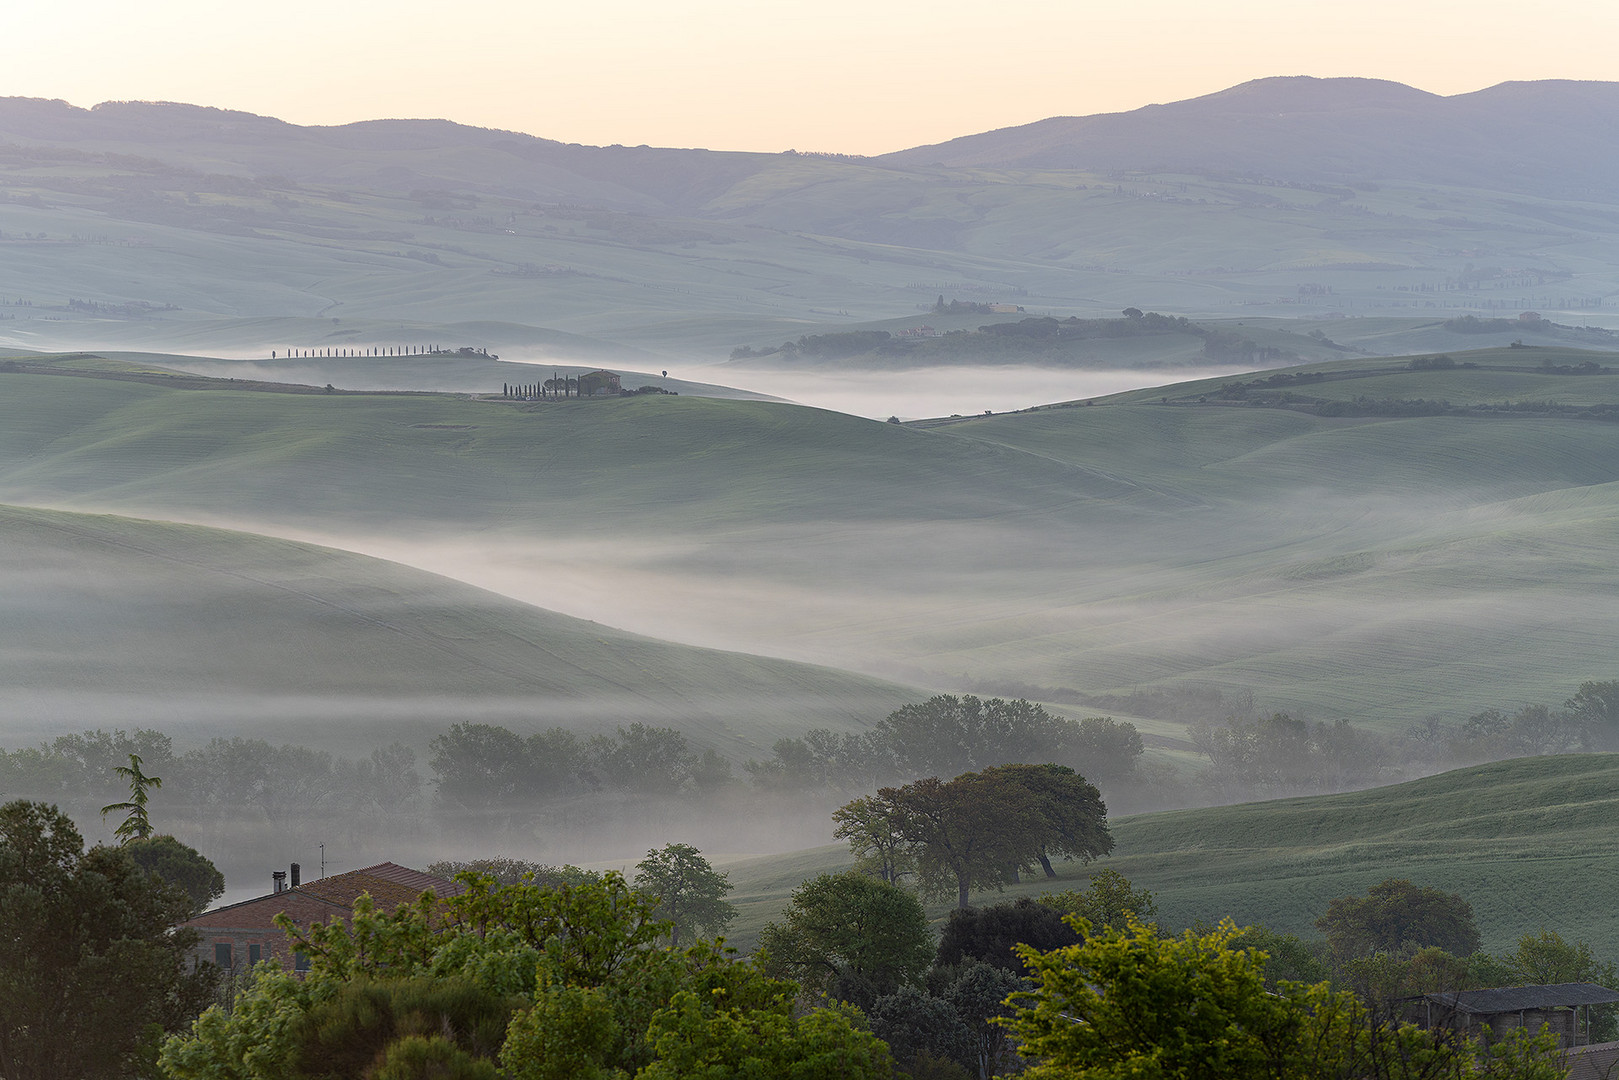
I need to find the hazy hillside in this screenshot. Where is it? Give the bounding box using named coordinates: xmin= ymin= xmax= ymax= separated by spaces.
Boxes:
xmin=0 ymin=501 xmax=917 ymax=754
xmin=723 ymin=755 xmax=1619 ymax=957
xmin=3 ymin=350 xmax=1616 ymax=729
xmin=3 ymin=81 xmax=1617 ymax=361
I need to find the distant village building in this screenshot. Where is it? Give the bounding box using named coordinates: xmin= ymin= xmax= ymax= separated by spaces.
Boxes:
xmin=987 ymin=303 xmax=1025 ymax=314
xmin=1520 ymin=311 xmax=1543 ymax=322
xmin=181 ymin=861 xmax=463 ymax=974
xmin=894 ymin=326 xmax=941 ymax=339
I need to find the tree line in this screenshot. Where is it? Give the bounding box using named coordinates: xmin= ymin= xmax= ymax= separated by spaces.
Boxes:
xmin=0 ymin=697 xmax=1142 ymax=846
xmin=1186 ymin=679 xmax=1619 ymax=800
xmin=749 ymin=695 xmax=1142 ymax=792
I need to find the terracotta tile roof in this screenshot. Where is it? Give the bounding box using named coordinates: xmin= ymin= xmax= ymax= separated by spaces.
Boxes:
xmin=295 ymin=862 xmax=465 ymax=911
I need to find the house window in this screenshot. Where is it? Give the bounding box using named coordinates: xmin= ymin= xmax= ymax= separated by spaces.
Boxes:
xmin=248 ymin=944 xmax=262 ymax=965
xmin=294 ymin=951 xmax=310 ymax=972
xmin=214 ymin=943 xmax=233 ymax=969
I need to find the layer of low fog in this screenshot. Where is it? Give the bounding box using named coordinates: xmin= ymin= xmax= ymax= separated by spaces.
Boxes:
xmin=249 ymin=484 xmax=1619 ymax=735
xmin=674 ymin=364 xmax=1251 ymax=420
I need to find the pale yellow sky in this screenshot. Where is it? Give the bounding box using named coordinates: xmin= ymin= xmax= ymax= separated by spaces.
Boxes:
xmin=6 ymin=0 xmax=1617 ymax=154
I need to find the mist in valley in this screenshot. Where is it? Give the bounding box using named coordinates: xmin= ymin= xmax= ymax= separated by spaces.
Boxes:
xmin=673 ymin=363 xmax=1254 ymax=421
xmin=7 ymin=443 xmax=1617 ymax=908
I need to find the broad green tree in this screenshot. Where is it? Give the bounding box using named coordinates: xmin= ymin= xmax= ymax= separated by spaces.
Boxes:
xmin=846 ymin=767 xmax=1113 ymax=909
xmin=756 ymin=871 xmax=933 ymax=1007
xmin=831 ymin=794 xmax=915 ymax=885
xmin=1006 ymin=916 xmax=1315 ymax=1080
xmin=881 ymin=774 xmax=1033 ymax=909
xmin=980 ymin=763 xmax=1112 ymax=878
xmin=1315 ymin=878 xmax=1480 ymax=963
xmin=633 ymin=842 xmax=736 ymax=948
xmin=634 ymin=960 xmax=892 ymax=1080
xmin=1002 ymin=914 xmax=1566 ymax=1080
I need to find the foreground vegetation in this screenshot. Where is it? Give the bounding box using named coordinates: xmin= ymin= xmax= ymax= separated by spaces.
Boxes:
xmin=9 ymin=748 xmax=1618 ymax=1077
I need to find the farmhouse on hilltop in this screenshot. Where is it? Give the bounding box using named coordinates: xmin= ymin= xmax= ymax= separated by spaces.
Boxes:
xmin=181 ymin=861 xmax=463 ymax=974
xmin=578 ymin=369 xmax=622 ymax=396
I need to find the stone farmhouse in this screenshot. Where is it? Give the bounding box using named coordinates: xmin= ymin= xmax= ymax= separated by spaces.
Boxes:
xmin=181 ymin=861 xmax=464 ymax=974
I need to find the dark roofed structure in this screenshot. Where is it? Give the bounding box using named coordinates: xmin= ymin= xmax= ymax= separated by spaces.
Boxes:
xmin=1429 ymin=984 xmax=1619 ymax=1014
xmin=1416 ymin=983 xmax=1619 ymax=1049
xmin=182 ymin=861 xmax=464 ymax=975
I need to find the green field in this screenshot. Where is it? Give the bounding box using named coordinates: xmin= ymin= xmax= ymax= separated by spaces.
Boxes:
xmin=2 ymin=351 xmax=1616 ymax=732
xmin=0 ymin=502 xmax=916 ymax=755
xmin=720 ymin=755 xmax=1619 ymax=959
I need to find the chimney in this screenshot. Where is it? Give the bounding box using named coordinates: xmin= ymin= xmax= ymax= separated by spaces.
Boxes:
xmin=290 ymin=863 xmax=301 ymax=888
xmin=272 ymin=870 xmax=286 ymax=894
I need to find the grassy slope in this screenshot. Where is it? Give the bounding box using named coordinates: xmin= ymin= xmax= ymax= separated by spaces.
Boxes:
xmin=919 ymin=350 xmax=1619 ymax=722
xmin=3 ymin=352 xmax=1617 ymax=729
xmin=720 ymin=756 xmax=1619 ymax=958
xmin=0 ymin=367 xmax=1151 ymax=532
xmin=0 ymin=502 xmax=916 ymax=755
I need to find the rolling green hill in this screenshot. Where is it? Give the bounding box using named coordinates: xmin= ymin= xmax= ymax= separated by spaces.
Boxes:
xmin=0 ymin=502 xmax=917 ymax=755
xmin=721 ymin=755 xmax=1619 ymax=959
xmin=2 ymin=350 xmax=1616 ymax=732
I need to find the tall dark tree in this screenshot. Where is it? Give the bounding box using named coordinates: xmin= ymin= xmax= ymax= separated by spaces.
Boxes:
xmin=935 ymin=897 xmax=1080 ymax=973
xmin=124 ymin=834 xmax=225 ymax=917
xmin=99 ymin=752 xmax=162 ymax=842
xmin=590 ymin=723 xmax=697 ymax=794
xmin=872 ymin=695 xmax=1067 ymax=780
xmin=0 ymin=801 xmax=214 ymax=1080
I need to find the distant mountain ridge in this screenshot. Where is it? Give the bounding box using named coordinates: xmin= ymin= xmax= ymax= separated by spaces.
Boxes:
xmin=880 ymin=76 xmax=1619 ymax=199
xmin=4 ymin=76 xmax=1618 ymax=204
xmin=0 ymin=96 xmax=775 ymax=213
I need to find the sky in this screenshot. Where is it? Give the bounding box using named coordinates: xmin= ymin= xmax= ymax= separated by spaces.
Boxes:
xmin=6 ymin=0 xmax=1618 ymax=155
